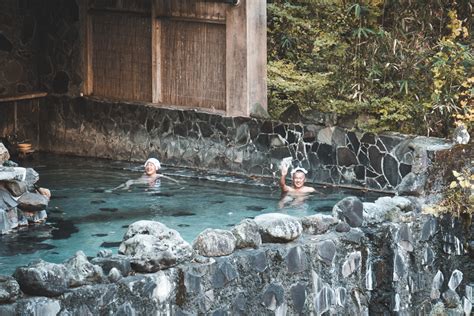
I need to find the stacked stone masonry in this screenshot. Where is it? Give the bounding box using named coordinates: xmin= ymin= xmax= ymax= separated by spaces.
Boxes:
xmin=0 ymin=196 xmax=472 ymax=315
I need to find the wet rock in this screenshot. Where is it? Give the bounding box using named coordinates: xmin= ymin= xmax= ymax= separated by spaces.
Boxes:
xmin=0 ymin=144 xmax=10 ymax=164
xmin=286 ymin=246 xmax=307 ymax=273
xmin=13 ymin=260 xmax=69 ymax=297
xmin=0 ymin=275 xmax=20 ymax=303
xmin=342 ymin=251 xmax=361 ymax=277
xmin=231 ymin=219 xmax=261 ymax=249
xmin=254 ymin=213 xmax=302 ymax=243
xmin=262 ymin=283 xmax=285 ymax=311
xmin=302 ymin=214 xmax=338 ymax=235
xmin=193 ymin=229 xmax=236 ymax=257
xmin=396 ymin=171 xmax=427 ymax=196
xmin=64 ymin=251 xmax=105 ymax=287
xmin=333 ymin=196 xmax=363 ymax=227
xmin=119 ymin=220 xmax=193 ymax=272
xmin=335 ymin=222 xmax=351 ymax=233
xmin=1 ymin=180 xmax=27 ymax=197
xmin=448 ymin=270 xmax=463 ymax=291
xmin=17 ymin=192 xmax=48 ymax=212
xmin=316 ymin=240 xmax=336 ymax=265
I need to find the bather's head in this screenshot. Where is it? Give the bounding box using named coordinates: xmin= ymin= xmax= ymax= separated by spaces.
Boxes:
xmin=144 ymin=158 xmax=161 ymax=176
xmin=291 ymin=167 xmax=307 ymax=189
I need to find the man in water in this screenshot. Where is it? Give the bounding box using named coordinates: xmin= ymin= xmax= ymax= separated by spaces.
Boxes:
xmin=113 ymin=158 xmax=177 ymax=191
xmin=278 ymin=164 xmax=316 ymax=209
xmin=279 ymin=164 xmax=316 ymax=194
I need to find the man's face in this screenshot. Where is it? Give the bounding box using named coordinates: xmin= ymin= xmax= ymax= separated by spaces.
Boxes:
xmin=292 ymin=171 xmax=306 ymax=189
xmin=145 ymin=162 xmax=157 ymax=176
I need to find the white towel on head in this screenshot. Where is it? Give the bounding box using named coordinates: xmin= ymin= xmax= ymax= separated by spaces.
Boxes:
xmin=291 ymin=167 xmax=308 ymax=175
xmin=145 ymin=158 xmax=161 ymax=170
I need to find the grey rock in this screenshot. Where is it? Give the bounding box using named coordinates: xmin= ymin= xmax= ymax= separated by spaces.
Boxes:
xmin=107 ymin=267 xmax=122 ymax=283
xmin=17 ymin=192 xmax=49 ymax=212
xmin=286 ymin=246 xmax=307 ymax=273
xmin=119 ymin=220 xmax=193 ymax=272
xmin=0 ymin=143 xmax=10 ymax=164
xmin=448 ymin=270 xmax=463 ymax=291
xmin=0 ymin=188 xmax=18 ymax=210
xmin=335 ymin=222 xmax=351 ymax=233
xmin=15 ymin=297 xmax=61 ymax=316
xmin=91 ymin=255 xmax=131 ymax=276
xmin=250 ymin=250 xmax=267 ymax=273
xmin=342 ymin=251 xmax=361 ymax=278
xmin=335 ymin=287 xmax=347 ymax=307
xmin=398 ymin=224 xmax=414 ymax=252
xmin=254 ymin=213 xmax=302 ymax=243
xmin=393 ymin=252 xmax=406 ymax=282
xmin=212 ymin=260 xmax=238 ymax=288
xmin=421 ymin=217 xmax=438 ymax=241
xmin=0 ymin=275 xmax=20 ymax=303
xmin=262 ymin=283 xmax=285 ymax=311
xmin=13 ymin=260 xmax=69 ymax=297
xmin=290 ymin=283 xmax=306 ymax=314
xmin=232 ymin=292 xmax=247 ymax=315
xmin=64 ymin=251 xmax=105 ymax=287
xmin=0 ymin=180 xmax=27 ymax=197
xmin=184 ymin=270 xmax=202 ymax=294
xmin=0 ymin=167 xmax=26 ymax=182
xmin=443 ymin=289 xmax=461 ymax=308
xmin=314 ymin=286 xmax=334 ymax=315
xmin=431 ymin=270 xmax=444 ymax=300
xmin=364 ymin=196 xmax=412 ymax=224
xmin=452 ymin=124 xmax=470 ymax=144
xmin=97 ymin=249 xmax=113 ymax=258
xmin=423 ymin=246 xmax=435 ymax=266
xmin=333 ymin=196 xmax=363 ymax=227
xmin=340 ymin=228 xmax=364 ymax=244
xmin=193 ymin=228 xmax=236 ymax=257
xmin=24 ymin=168 xmax=39 ymax=190
xmin=396 ymin=172 xmax=427 ymax=196
xmin=231 ymin=219 xmax=261 ymax=249
xmin=198 ymin=289 xmax=214 ymax=313
xmin=0 ymin=209 xmax=19 ymax=234
xmin=316 ymin=240 xmax=336 ymax=265
xmin=301 ymin=214 xmax=338 ymax=235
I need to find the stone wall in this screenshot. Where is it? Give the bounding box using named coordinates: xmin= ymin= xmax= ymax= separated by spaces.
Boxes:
xmin=0 ymin=0 xmax=40 ymax=96
xmin=0 ymin=196 xmax=471 ymax=315
xmin=0 ymin=0 xmax=81 ymax=97
xmin=19 ymin=96 xmax=452 ymax=192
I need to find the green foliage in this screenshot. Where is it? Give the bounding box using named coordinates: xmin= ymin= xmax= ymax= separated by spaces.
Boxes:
xmin=267 ymin=0 xmax=473 ymax=137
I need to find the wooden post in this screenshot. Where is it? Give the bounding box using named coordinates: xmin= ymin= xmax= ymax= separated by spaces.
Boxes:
xmin=80 ymin=0 xmax=93 ymax=95
xmin=151 ymin=0 xmax=162 ymax=103
xmin=225 ymin=0 xmax=267 ymax=117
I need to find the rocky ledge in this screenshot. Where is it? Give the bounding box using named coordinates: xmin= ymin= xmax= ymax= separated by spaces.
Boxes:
xmin=0 ymin=194 xmax=471 ymax=315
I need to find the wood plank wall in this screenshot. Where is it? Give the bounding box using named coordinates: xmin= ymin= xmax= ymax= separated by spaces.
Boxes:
xmin=161 ymin=20 xmax=226 ymax=110
xmin=91 ymin=12 xmax=152 ymax=102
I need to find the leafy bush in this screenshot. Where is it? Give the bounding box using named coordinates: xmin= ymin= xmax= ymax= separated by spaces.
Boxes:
xmin=267 ymin=0 xmax=473 ymax=137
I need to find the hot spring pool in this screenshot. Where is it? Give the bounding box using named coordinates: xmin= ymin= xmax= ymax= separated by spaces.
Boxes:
xmin=0 ymin=154 xmax=383 ymax=274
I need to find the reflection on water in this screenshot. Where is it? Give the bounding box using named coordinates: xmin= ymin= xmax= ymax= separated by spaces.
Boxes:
xmin=0 ymin=154 xmax=384 ymax=274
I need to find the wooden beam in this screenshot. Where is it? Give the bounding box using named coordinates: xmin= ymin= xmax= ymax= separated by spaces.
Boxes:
xmin=151 ymin=0 xmax=162 ymax=103
xmin=0 ymin=92 xmax=48 ymax=103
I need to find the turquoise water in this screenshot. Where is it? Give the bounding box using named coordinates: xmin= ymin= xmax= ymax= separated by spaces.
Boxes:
xmin=0 ymin=154 xmax=383 ymax=274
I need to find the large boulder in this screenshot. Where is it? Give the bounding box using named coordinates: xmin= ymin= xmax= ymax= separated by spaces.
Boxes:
xmin=332 ymin=197 xmax=363 ymax=227
xmin=64 ymin=251 xmax=105 ymax=287
xmin=231 ymin=219 xmax=262 ymax=249
xmin=24 ymin=168 xmax=39 ymax=190
xmin=13 ymin=260 xmax=69 ymax=297
xmin=17 ymin=192 xmax=49 ymax=212
xmin=0 ymin=167 xmax=26 ymax=181
xmin=364 ymin=196 xmax=413 ymax=225
xmin=0 ymin=275 xmax=20 ymax=303
xmin=396 ymin=172 xmax=427 ymax=196
xmin=254 ymin=213 xmax=302 ymax=243
xmin=193 ymin=228 xmax=237 ymax=257
xmin=119 ymin=220 xmax=193 ymax=273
